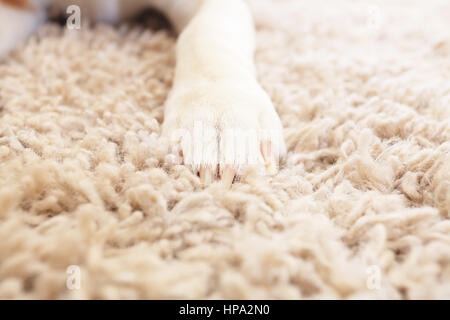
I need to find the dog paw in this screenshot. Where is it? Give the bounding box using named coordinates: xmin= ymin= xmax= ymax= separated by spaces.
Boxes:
xmin=162 ymin=79 xmax=286 ymax=187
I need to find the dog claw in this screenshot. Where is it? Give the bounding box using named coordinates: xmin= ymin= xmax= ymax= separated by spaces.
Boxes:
xmin=221 ymin=166 xmax=236 ymax=188
xmin=261 ymin=141 xmax=278 ymax=175
xmin=200 ymin=166 xmax=214 ymax=185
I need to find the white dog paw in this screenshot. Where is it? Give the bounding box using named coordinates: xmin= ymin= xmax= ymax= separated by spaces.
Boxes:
xmin=162 ymin=79 xmax=286 ymax=187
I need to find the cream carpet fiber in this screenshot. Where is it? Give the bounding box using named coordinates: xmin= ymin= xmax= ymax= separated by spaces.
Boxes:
xmin=0 ymin=0 xmax=450 ymax=299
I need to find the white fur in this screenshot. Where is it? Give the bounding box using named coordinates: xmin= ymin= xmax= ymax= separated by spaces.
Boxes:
xmin=162 ymin=0 xmax=285 ymax=174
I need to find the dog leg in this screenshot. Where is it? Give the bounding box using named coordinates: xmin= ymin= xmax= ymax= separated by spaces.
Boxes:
xmin=162 ymin=0 xmax=286 ymax=186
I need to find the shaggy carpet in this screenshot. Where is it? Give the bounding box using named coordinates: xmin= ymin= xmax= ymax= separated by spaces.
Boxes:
xmin=0 ymin=0 xmax=449 ymax=299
